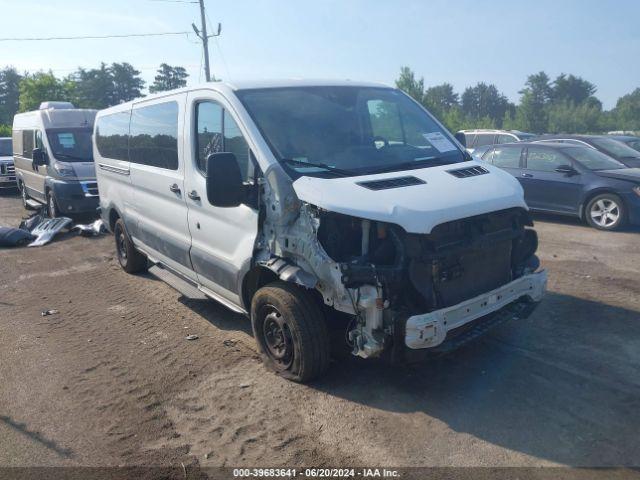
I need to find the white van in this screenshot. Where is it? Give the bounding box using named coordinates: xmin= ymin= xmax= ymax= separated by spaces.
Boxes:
xmin=95 ymin=80 xmax=546 ymax=382
xmin=13 ymin=102 xmax=98 ymax=217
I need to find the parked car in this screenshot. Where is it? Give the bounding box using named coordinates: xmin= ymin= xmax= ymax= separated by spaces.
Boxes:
xmin=455 ymin=129 xmax=535 ymax=153
xmin=12 ymin=102 xmax=99 ymax=217
xmin=95 ymin=80 xmax=546 ymax=382
xmin=0 ymin=137 xmax=16 ymax=191
xmin=480 ymin=142 xmax=640 ymax=230
xmin=533 ymin=134 xmax=640 ymax=168
xmin=608 ymin=135 xmax=640 ymax=153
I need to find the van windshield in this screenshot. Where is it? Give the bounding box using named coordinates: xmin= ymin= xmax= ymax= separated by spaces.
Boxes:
xmin=46 ymin=128 xmax=94 ymax=162
xmin=236 ymin=86 xmax=465 ymax=178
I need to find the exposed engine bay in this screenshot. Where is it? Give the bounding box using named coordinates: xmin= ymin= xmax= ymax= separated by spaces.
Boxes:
xmin=261 ymin=193 xmax=542 ymax=360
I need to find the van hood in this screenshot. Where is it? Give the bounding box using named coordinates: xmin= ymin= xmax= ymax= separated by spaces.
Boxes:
xmin=57 ymin=161 xmax=96 ymax=180
xmin=0 ymin=155 xmax=12 ymax=162
xmin=595 ymin=168 xmax=640 ymax=182
xmin=292 ymin=161 xmax=528 ymax=234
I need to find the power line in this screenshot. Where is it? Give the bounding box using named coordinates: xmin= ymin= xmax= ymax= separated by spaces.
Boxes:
xmin=0 ymin=31 xmax=190 ymax=42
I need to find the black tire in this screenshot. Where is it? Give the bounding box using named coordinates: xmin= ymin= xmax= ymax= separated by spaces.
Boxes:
xmin=46 ymin=190 xmax=61 ymax=218
xmin=251 ymin=281 xmax=331 ymax=383
xmin=585 ymin=193 xmax=626 ymax=231
xmin=20 ymin=182 xmax=34 ymax=210
xmin=114 ymin=218 xmax=148 ymax=273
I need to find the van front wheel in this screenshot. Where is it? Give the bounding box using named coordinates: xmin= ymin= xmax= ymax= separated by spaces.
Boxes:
xmin=114 ymin=218 xmax=148 ymax=273
xmin=251 ymin=282 xmax=330 ymax=383
xmin=46 ymin=190 xmax=61 ymax=218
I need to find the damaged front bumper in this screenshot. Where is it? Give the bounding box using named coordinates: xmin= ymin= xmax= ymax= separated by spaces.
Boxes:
xmin=405 ymin=270 xmax=547 ymax=350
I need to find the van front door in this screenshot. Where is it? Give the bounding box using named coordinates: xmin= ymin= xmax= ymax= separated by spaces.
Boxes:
xmin=183 ymin=92 xmax=259 ymax=308
xmin=128 ymin=96 xmax=195 ymax=280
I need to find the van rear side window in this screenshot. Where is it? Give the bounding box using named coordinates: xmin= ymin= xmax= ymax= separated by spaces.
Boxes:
xmin=23 ymin=130 xmax=34 ymax=158
xmin=129 ymin=102 xmax=179 ymax=170
xmin=96 ymin=111 xmax=130 ymax=161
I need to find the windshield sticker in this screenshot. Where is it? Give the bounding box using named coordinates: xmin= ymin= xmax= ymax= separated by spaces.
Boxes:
xmin=58 ymin=133 xmax=76 ymax=149
xmin=422 ymin=132 xmax=456 ymax=152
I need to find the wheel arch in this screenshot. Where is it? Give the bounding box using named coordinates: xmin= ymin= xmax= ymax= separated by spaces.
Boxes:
xmin=579 ymin=188 xmax=627 ymax=220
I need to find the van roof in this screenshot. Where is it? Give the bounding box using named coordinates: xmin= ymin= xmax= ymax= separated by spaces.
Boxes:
xmin=97 ymin=79 xmax=392 ymax=115
xmin=13 ymin=108 xmax=97 ymax=130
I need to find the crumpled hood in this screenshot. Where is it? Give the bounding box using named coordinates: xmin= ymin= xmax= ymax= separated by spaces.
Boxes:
xmin=595 ymin=168 xmax=640 ymax=182
xmin=292 ymin=161 xmax=528 ymax=234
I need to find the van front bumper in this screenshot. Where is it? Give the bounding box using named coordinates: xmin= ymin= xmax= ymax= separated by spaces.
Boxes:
xmin=51 ymin=179 xmax=99 ymax=214
xmin=405 ymin=270 xmax=547 ymax=350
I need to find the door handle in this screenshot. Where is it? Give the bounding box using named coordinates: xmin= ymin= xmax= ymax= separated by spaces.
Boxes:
xmin=169 ymin=183 xmax=181 ymax=194
xmin=188 ymin=190 xmax=201 ymax=201
xmin=521 ymin=173 xmax=533 ymax=178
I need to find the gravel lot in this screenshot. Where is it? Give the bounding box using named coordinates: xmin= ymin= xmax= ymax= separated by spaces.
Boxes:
xmin=1 ymin=191 xmax=639 ymax=473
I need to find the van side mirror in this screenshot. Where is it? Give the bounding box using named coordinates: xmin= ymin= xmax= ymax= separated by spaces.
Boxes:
xmin=206 ymin=152 xmax=244 ymax=207
xmin=32 ymin=148 xmax=46 ymax=166
xmin=555 ymin=165 xmax=578 ymax=176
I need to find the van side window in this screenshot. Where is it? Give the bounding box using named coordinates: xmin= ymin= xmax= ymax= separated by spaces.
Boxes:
xmin=223 ymin=110 xmax=250 ymax=181
xmin=96 ymin=111 xmax=130 ymax=161
xmin=196 ymin=102 xmax=251 ymax=181
xmin=196 ymin=102 xmax=223 ymax=172
xmin=23 ymin=130 xmax=34 ymax=158
xmin=129 ymin=101 xmax=179 ymax=170
xmin=497 ymin=134 xmax=515 ymax=144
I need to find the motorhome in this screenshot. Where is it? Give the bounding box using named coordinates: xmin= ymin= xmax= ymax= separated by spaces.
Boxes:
xmin=0 ymin=137 xmax=15 ymax=190
xmin=95 ymin=80 xmax=547 ymax=382
xmin=13 ymin=102 xmax=98 ymax=217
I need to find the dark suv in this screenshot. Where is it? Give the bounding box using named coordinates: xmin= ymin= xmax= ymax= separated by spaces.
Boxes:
xmin=480 ymin=142 xmax=640 ymax=230
xmin=533 ymin=135 xmax=640 ymax=168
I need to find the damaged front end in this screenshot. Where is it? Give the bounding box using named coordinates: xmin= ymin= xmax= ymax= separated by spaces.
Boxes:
xmin=259 ymin=189 xmax=546 ymax=360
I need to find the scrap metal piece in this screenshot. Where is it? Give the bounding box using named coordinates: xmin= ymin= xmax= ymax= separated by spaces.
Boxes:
xmin=28 ymin=217 xmax=73 ymax=247
xmin=71 ymin=219 xmax=106 ymax=237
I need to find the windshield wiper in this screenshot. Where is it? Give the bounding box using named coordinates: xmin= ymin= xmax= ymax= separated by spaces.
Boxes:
xmin=280 ymin=158 xmax=352 ymax=177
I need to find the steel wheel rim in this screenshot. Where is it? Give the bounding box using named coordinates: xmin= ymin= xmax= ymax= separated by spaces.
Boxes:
xmin=590 ymin=199 xmax=620 ymax=228
xmin=261 ymin=305 xmax=294 ymax=369
xmin=48 ymin=195 xmax=56 ymax=218
xmin=116 ymin=228 xmax=127 ymax=261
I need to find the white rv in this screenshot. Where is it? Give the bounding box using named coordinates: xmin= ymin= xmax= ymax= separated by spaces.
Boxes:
xmin=94 ymin=80 xmax=547 ymax=382
xmin=13 ymin=102 xmax=98 ymax=217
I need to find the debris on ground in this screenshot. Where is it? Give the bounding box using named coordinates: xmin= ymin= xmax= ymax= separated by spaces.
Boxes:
xmin=71 ymin=219 xmax=106 ymax=237
xmin=185 ymin=334 xmax=199 ymax=341
xmin=28 ymin=217 xmax=73 ymax=247
xmin=41 ymin=309 xmax=59 ymax=317
xmin=0 ymin=226 xmax=36 ymax=247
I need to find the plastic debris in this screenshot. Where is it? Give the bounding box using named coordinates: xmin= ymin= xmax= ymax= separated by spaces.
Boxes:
xmin=71 ymin=219 xmax=106 ymax=237
xmin=185 ymin=334 xmax=199 ymax=341
xmin=41 ymin=309 xmax=59 ymax=317
xmin=28 ymin=217 xmax=73 ymax=247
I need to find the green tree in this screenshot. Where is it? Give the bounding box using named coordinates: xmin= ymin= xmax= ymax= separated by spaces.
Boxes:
xmin=612 ymin=88 xmax=640 ymax=131
xmin=109 ymin=62 xmax=144 ymax=104
xmin=460 ymin=82 xmax=512 ymax=127
xmin=517 ymin=72 xmax=553 ymax=133
xmin=149 ymin=63 xmax=189 ymax=93
xmin=552 ymin=73 xmax=597 ymax=105
xmin=0 ymin=124 xmax=11 ymax=136
xmin=0 ymin=67 xmax=22 ymax=124
xmin=547 ymin=101 xmax=603 ymax=133
xmin=18 ymin=72 xmax=71 ymax=112
xmin=68 ymin=63 xmax=113 ymax=109
xmin=423 ymin=83 xmax=458 ymax=118
xmin=395 ymin=66 xmax=424 ymax=103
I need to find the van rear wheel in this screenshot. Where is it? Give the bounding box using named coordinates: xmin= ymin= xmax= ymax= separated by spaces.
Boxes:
xmin=251 ymin=281 xmax=330 ymax=383
xmin=114 ymin=218 xmax=148 ymax=273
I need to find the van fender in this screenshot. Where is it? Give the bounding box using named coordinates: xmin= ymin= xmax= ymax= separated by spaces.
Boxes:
xmin=259 ymin=257 xmax=318 ymax=289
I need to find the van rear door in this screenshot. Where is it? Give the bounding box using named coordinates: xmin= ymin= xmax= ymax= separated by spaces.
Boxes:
xmin=128 ymin=95 xmax=195 ymax=280
xmin=183 ymin=90 xmax=259 ymax=306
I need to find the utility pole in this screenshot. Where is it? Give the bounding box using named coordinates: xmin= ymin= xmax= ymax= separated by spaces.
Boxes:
xmin=192 ymin=0 xmax=221 ymax=82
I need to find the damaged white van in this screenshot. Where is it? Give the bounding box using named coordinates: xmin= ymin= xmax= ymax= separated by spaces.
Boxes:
xmin=95 ymin=80 xmax=546 ymax=382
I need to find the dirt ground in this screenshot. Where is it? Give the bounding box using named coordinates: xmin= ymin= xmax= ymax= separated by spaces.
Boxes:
xmin=1 ymin=191 xmax=639 ymax=474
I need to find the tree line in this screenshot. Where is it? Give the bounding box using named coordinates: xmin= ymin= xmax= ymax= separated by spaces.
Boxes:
xmin=0 ymin=63 xmax=189 ymax=129
xmin=396 ymin=66 xmax=640 ymax=134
